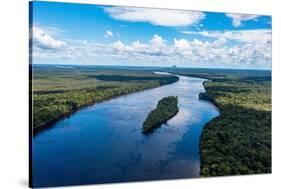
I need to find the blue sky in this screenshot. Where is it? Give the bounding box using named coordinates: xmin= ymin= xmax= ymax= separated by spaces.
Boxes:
xmin=31 ymin=1 xmax=272 ymax=69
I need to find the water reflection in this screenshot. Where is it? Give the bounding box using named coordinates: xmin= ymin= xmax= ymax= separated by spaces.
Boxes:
xmin=32 ymin=75 xmax=219 ymax=187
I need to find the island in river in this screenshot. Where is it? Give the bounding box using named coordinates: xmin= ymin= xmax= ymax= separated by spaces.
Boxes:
xmin=31 ymin=65 xmax=271 ymax=187
xmin=31 ymin=65 xmax=220 ymax=187
xmin=143 ymin=96 xmax=179 ymax=133
xmin=31 ymin=64 xmax=179 ymax=133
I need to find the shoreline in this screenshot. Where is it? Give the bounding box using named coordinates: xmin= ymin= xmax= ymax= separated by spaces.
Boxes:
xmin=142 ymin=96 xmax=179 ymax=133
xmin=197 ymin=79 xmax=271 ymax=176
xmin=33 ymin=76 xmax=180 ymax=136
xmin=197 ymin=80 xmax=221 ymax=177
xmin=198 ymin=81 xmax=220 ymax=109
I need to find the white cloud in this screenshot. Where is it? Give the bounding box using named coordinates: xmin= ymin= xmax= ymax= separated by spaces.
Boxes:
xmin=226 ymin=13 xmax=259 ymax=27
xmin=104 ymin=7 xmax=205 ymax=27
xmin=33 ymin=26 xmax=271 ymax=69
xmin=111 ymin=34 xmax=170 ymax=56
xmin=104 ymin=30 xmax=114 ymax=38
xmin=32 ymin=26 xmax=66 ymax=49
xmin=174 ymin=39 xmax=189 ymax=49
xmin=212 ymin=37 xmax=227 ymax=47
xmin=112 ymin=40 xmax=124 ymax=49
xmin=182 ymin=29 xmax=271 ymax=43
xmin=150 ymin=34 xmax=165 ymax=46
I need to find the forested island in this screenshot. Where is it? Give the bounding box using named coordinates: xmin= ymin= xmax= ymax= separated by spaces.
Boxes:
xmin=142 ymin=96 xmax=179 ymax=133
xmin=32 ymin=65 xmax=272 ymax=176
xmin=31 ymin=65 xmax=179 ymax=133
xmin=166 ymin=68 xmax=271 ymax=176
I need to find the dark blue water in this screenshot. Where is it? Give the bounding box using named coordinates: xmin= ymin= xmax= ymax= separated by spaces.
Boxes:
xmin=32 ymin=74 xmax=219 ymax=187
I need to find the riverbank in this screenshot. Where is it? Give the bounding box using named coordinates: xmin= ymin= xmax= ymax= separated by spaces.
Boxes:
xmin=32 ymin=72 xmax=219 ymax=187
xmin=32 ymin=69 xmax=179 ymax=134
xmin=162 ymin=68 xmax=271 ymax=176
xmin=198 ymin=79 xmax=271 ymax=176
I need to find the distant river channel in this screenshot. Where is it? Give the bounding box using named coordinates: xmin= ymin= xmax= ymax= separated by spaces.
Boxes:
xmin=32 ymin=72 xmax=219 ymax=187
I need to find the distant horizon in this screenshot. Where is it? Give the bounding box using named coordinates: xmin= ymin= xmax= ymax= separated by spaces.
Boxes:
xmin=31 ymin=63 xmax=272 ymax=71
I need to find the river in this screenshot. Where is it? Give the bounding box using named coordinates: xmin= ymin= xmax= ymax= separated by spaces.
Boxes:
xmin=32 ymin=74 xmax=219 ymax=187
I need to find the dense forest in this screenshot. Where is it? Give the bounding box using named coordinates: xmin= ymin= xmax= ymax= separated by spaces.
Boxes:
xmin=142 ymin=96 xmax=179 ymax=133
xmin=31 ymin=65 xmax=179 ymax=132
xmin=31 ymin=65 xmax=272 ymax=175
xmin=167 ymin=67 xmax=271 ymax=176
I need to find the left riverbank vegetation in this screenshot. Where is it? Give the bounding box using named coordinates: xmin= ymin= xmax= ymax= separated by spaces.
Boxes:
xmin=31 ymin=65 xmax=271 ymax=176
xmin=31 ymin=65 xmax=179 ymax=132
xmin=167 ymin=67 xmax=271 ymax=176
xmin=142 ymin=96 xmax=179 ymax=133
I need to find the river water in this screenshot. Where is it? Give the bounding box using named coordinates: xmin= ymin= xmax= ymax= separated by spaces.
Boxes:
xmin=32 ymin=74 xmax=219 ymax=187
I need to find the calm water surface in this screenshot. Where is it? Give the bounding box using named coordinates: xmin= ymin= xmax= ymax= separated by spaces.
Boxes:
xmin=32 ymin=74 xmax=219 ymax=187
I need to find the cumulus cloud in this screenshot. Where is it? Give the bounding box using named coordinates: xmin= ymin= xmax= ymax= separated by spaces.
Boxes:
xmin=104 ymin=30 xmax=114 ymax=38
xmin=150 ymin=34 xmax=166 ymax=47
xmin=182 ymin=29 xmax=271 ymax=43
xmin=32 ymin=26 xmax=66 ymax=49
xmin=103 ymin=6 xmax=205 ymax=27
xmin=32 ymin=26 xmax=271 ymax=69
xmin=174 ymin=38 xmax=192 ymax=56
xmin=226 ymin=13 xmax=259 ymax=27
xmin=111 ymin=34 xmax=171 ymax=57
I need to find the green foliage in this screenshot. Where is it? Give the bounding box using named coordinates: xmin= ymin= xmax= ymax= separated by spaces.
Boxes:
xmin=31 ymin=65 xmax=179 ymax=131
xmin=91 ymin=75 xmax=179 ymax=85
xmin=142 ymin=96 xmax=179 ymax=133
xmin=167 ymin=67 xmax=271 ymax=176
xmin=199 ymin=79 xmax=271 ymax=176
xmin=31 ymin=65 xmax=272 ymax=175
xmin=166 ymin=67 xmax=271 ymax=83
